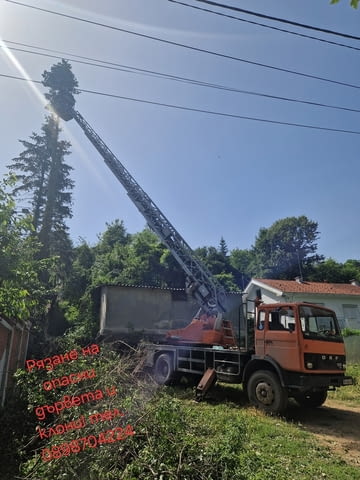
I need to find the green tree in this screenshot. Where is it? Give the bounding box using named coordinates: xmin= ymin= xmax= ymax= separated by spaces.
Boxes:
xmin=90 ymin=222 xmax=186 ymax=288
xmin=90 ymin=220 xmax=131 ymax=285
xmin=214 ymin=272 xmax=240 ymax=292
xmin=252 ymin=216 xmax=324 ymax=279
xmin=0 ymin=177 xmax=49 ymax=320
xmin=343 ymin=259 xmax=360 ymax=282
xmin=159 ymin=249 xmax=186 ymax=288
xmin=195 ymin=245 xmax=241 ymax=290
xmin=96 ymin=219 xmax=130 ymax=254
xmin=37 ymin=115 xmax=73 ymax=259
xmin=8 ymin=115 xmax=74 ymax=266
xmin=195 ymin=246 xmax=229 ymax=275
xmin=7 ymin=130 xmax=50 ymax=231
xmin=308 ymin=258 xmax=360 ymax=283
xmin=63 ymin=240 xmax=95 ymax=303
xmin=229 ymin=248 xmax=254 ymax=289
xmin=42 ymin=58 xmax=79 ymax=120
xmin=219 ymin=237 xmax=229 ymax=257
xmin=119 ymin=229 xmax=166 ymax=286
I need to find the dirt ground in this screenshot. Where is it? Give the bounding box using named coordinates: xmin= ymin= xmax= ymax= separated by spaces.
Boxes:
xmin=286 ymin=399 xmax=360 ymax=467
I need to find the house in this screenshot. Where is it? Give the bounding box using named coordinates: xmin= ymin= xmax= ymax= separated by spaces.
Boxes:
xmin=244 ymin=278 xmax=360 ymax=330
xmin=0 ymin=316 xmax=30 ymax=406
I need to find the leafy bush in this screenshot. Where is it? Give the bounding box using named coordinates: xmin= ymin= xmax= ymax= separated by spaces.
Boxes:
xmin=342 ymin=328 xmax=360 ymax=337
xmin=4 ymin=340 xmax=255 ymax=480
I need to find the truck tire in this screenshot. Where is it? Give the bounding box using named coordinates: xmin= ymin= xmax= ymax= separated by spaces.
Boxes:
xmin=294 ymin=390 xmax=327 ymax=408
xmin=154 ymin=353 xmax=175 ymax=385
xmin=247 ymin=370 xmax=288 ymax=414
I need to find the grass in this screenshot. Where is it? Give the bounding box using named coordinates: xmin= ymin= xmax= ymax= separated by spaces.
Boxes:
xmin=328 ymin=363 xmax=360 ymax=405
xmin=164 ymin=383 xmax=360 ymax=480
xmin=172 ymin=386 xmax=360 ymax=480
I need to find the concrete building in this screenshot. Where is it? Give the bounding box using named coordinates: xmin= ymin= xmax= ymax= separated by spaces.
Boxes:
xmin=98 ymin=285 xmax=243 ymax=341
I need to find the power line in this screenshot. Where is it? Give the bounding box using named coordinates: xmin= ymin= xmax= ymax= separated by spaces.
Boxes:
xmin=3 ymin=40 xmax=360 ymax=114
xmin=5 ymin=0 xmax=360 ymax=91
xmin=168 ymin=0 xmax=360 ymax=52
xmin=2 ymin=72 xmax=360 ymax=136
xmin=0 ymin=72 xmax=42 ymax=83
xmin=192 ymin=0 xmax=360 ymax=41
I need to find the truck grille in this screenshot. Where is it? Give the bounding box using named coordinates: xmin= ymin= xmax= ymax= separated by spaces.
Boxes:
xmin=304 ymin=353 xmax=346 ymax=371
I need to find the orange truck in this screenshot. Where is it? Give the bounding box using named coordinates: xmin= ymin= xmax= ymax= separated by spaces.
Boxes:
xmin=144 ymin=300 xmax=353 ymax=414
xmin=45 ymin=66 xmax=353 ymax=414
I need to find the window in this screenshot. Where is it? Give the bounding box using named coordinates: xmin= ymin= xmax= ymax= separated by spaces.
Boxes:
xmin=342 ymin=305 xmax=360 ymax=329
xmin=257 ymin=311 xmax=266 ymax=330
xmin=269 ymin=307 xmax=295 ymax=331
xmin=300 ymin=305 xmax=341 ymax=341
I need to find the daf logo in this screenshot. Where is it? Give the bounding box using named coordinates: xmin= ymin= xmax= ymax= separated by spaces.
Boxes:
xmin=322 ymin=355 xmax=326 ymax=360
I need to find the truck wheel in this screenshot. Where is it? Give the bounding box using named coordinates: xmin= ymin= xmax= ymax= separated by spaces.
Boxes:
xmin=154 ymin=353 xmax=175 ymax=385
xmin=247 ymin=370 xmax=288 ymax=414
xmin=294 ymin=390 xmax=327 ymax=408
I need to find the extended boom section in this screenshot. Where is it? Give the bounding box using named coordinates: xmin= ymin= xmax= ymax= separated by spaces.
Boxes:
xmin=72 ymin=109 xmax=227 ymax=318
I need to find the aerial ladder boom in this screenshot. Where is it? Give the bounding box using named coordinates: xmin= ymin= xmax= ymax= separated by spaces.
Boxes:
xmin=73 ymin=110 xmax=226 ymax=315
xmin=48 ymin=89 xmax=236 ymax=346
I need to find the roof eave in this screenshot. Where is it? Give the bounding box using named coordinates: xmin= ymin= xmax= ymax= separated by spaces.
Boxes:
xmin=246 ymin=278 xmax=284 ymax=297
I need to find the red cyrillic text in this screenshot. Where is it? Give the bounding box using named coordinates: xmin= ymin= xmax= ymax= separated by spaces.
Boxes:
xmin=37 ymin=415 xmax=87 ymax=439
xmin=26 ymin=344 xmax=100 ymax=372
xmin=88 ymin=408 xmax=124 ymax=424
xmin=36 ymin=408 xmax=124 ymax=439
xmin=42 ymin=368 xmax=96 ymax=391
xmin=81 ymin=344 xmax=100 ymax=356
xmin=35 ymin=389 xmax=104 ymax=420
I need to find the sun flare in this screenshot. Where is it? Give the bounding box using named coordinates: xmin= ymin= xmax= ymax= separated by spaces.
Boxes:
xmin=0 ymin=37 xmax=47 ymax=107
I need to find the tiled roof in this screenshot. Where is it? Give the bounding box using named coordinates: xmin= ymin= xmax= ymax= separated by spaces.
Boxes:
xmin=254 ymin=278 xmax=360 ymax=296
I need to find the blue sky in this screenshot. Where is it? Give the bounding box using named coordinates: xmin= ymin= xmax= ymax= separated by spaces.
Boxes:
xmin=1 ymin=0 xmax=359 ymax=262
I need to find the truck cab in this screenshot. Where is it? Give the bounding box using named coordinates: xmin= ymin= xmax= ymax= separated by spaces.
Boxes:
xmin=245 ymin=302 xmax=353 ymax=412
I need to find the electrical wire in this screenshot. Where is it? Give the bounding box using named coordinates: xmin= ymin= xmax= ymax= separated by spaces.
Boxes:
xmin=168 ymin=0 xmax=360 ymax=52
xmin=1 ymin=72 xmax=360 ymax=136
xmin=192 ymin=0 xmax=360 ymax=41
xmin=3 ymin=40 xmax=360 ymax=114
xmin=4 ymin=0 xmax=360 ymax=90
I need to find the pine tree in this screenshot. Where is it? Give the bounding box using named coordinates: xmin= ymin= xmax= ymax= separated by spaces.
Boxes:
xmin=219 ymin=237 xmax=229 ymax=257
xmin=8 ymin=130 xmax=50 ymax=231
xmin=37 ymin=115 xmax=73 ymax=259
xmin=8 ymin=114 xmax=74 ymax=261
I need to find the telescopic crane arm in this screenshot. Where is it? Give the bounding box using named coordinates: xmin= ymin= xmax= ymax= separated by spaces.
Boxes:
xmin=49 ymin=88 xmax=238 ymax=345
xmin=49 ymin=91 xmax=227 ymax=320
xmin=74 ymin=109 xmax=226 ymax=316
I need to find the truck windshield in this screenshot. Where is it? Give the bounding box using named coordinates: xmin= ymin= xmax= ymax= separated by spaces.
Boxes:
xmin=299 ymin=305 xmax=342 ymax=342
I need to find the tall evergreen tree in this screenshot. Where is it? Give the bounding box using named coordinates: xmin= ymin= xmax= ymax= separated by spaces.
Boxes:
xmin=219 ymin=237 xmax=229 ymax=257
xmin=8 ymin=114 xmax=74 ymax=261
xmin=8 ymin=128 xmax=50 ymax=231
xmin=37 ymin=115 xmax=73 ymax=259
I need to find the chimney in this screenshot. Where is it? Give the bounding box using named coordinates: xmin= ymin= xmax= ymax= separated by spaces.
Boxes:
xmin=350 ymin=279 xmax=360 ymax=287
